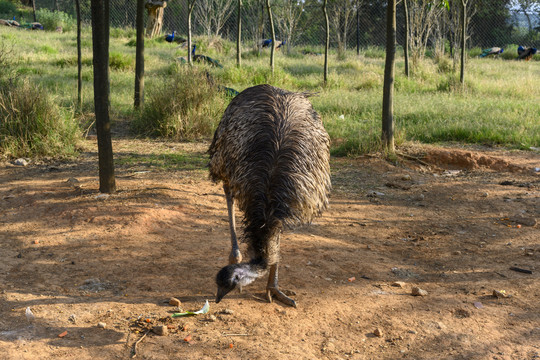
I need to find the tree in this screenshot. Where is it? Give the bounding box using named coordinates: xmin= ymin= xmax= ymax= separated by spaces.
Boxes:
xmin=75 ymin=0 xmax=82 ymax=109
xmin=91 ymin=0 xmax=116 ymax=193
xmin=195 ymin=0 xmax=235 ymax=37
xmin=188 ymin=0 xmax=196 ymax=65
xmin=145 ymin=0 xmax=167 ymax=38
xmin=266 ymin=0 xmax=276 ymax=74
xmin=274 ymin=0 xmax=305 ymax=53
xmin=460 ymin=0 xmax=468 ymax=85
xmin=237 ymin=0 xmax=242 ymax=67
xmin=405 ymin=0 xmax=445 ymax=67
xmin=403 ymin=0 xmax=410 ymax=77
xmin=329 ymin=0 xmax=356 ymax=56
xmin=382 ymin=0 xmax=396 ymax=152
xmin=134 ymin=0 xmax=145 ymax=109
xmin=323 ymin=0 xmax=329 ymax=85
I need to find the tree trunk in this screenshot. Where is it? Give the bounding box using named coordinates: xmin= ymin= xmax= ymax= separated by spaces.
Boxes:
xmin=257 ymin=0 xmax=264 ymax=56
xmin=188 ymin=0 xmax=196 ymax=65
xmin=356 ymin=0 xmax=360 ymax=56
xmin=76 ymin=0 xmax=82 ymax=109
xmin=266 ymin=0 xmax=276 ymax=74
xmin=91 ymin=0 xmax=116 ymax=193
xmin=32 ymin=0 xmax=37 ymax=22
xmin=403 ymin=0 xmax=409 ymax=77
xmin=382 ymin=0 xmax=396 ymax=152
xmin=145 ymin=1 xmax=167 ymax=38
xmin=460 ymin=0 xmax=467 ymax=85
xmin=134 ymin=0 xmax=145 ymax=109
xmin=236 ymin=0 xmax=242 ymax=67
xmin=323 ymin=0 xmax=329 ymax=85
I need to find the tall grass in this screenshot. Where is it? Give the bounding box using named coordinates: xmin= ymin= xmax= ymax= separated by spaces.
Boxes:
xmin=0 ymin=79 xmax=80 ymax=158
xmin=133 ymin=66 xmax=227 ymax=139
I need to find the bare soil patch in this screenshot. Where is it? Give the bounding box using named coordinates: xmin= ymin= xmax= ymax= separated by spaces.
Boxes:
xmin=1 ymin=140 xmax=539 ymax=359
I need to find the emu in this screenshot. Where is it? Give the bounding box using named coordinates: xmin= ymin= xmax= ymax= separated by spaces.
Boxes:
xmin=209 ymin=84 xmax=331 ymax=307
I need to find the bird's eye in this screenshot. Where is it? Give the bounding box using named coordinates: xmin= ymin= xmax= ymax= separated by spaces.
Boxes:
xmin=234 ymin=275 xmax=239 ymax=281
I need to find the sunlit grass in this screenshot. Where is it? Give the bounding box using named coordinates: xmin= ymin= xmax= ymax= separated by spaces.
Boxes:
xmin=1 ymin=25 xmax=539 ymax=156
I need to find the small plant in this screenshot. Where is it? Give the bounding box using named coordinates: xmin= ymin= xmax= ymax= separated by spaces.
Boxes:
xmin=133 ymin=67 xmax=226 ymax=140
xmin=0 ymin=78 xmax=80 ymax=158
xmin=35 ymin=9 xmax=74 ymax=32
xmin=109 ymin=52 xmax=133 ymax=71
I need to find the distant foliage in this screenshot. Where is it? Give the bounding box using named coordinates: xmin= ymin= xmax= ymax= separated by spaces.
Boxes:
xmin=133 ymin=67 xmax=227 ymax=140
xmin=0 ymin=79 xmax=80 ymax=158
xmin=35 ymin=9 xmax=74 ymax=32
xmin=0 ymin=0 xmax=16 ymax=16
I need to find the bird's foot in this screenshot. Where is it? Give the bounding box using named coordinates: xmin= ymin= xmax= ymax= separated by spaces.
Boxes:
xmin=228 ymin=249 xmax=242 ymax=265
xmin=266 ymin=287 xmax=297 ymax=308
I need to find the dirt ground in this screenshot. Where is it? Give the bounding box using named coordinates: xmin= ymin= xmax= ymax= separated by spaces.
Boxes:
xmin=0 ymin=139 xmax=539 ymax=360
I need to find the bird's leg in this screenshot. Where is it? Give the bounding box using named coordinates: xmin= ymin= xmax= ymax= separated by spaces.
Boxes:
xmin=266 ymin=264 xmax=297 ymax=308
xmin=224 ymin=184 xmax=242 ymax=265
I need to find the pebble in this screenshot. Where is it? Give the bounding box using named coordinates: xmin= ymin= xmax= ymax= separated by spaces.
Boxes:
xmin=208 ymin=314 xmax=217 ymax=322
xmin=411 ymin=287 xmax=428 ymax=296
xmin=493 ymin=290 xmax=509 ymax=299
xmin=13 ymin=158 xmax=28 ymax=166
xmin=97 ymin=322 xmax=106 ymax=329
xmin=169 ymin=297 xmax=181 ymax=307
xmin=401 ymin=174 xmax=412 ymax=181
xmin=68 ymin=314 xmax=77 ymax=323
xmin=219 ymin=309 xmax=234 ymax=315
xmin=391 ymin=281 xmax=406 ymax=288
xmin=374 ymin=328 xmax=383 ymax=337
xmin=153 ymin=325 xmax=168 ymax=336
xmin=480 ymin=192 xmax=489 ymax=197
xmin=452 ymin=250 xmax=462 ymax=255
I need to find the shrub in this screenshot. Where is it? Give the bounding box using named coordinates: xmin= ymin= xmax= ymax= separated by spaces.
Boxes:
xmin=133 ymin=67 xmax=227 ymax=140
xmin=0 ymin=79 xmax=80 ymax=158
xmin=0 ymin=0 xmax=16 ymax=16
xmin=109 ymin=51 xmax=133 ymax=71
xmin=35 ymin=8 xmax=74 ymax=32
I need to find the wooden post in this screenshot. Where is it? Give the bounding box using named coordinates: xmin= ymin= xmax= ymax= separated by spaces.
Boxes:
xmin=382 ymin=0 xmax=396 ymax=152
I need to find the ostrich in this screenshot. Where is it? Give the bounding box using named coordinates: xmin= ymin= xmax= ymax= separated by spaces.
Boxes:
xmin=209 ymin=84 xmax=331 ymax=307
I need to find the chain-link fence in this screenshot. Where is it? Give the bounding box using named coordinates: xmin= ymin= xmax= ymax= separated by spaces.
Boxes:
xmin=30 ymin=0 xmax=540 ymax=52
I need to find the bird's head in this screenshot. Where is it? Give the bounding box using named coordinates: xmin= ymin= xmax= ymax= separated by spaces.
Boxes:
xmin=518 ymin=46 xmax=524 ymax=52
xmin=532 ymin=48 xmax=538 ymax=55
xmin=215 ymin=263 xmax=259 ymax=303
xmin=192 ymin=44 xmax=197 ymax=55
xmin=500 ymin=48 xmax=504 ymax=53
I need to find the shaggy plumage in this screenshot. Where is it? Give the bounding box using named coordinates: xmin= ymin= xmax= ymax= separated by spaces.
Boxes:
xmin=209 ymin=84 xmax=331 ymax=307
xmin=517 ymin=46 xmax=537 ymax=61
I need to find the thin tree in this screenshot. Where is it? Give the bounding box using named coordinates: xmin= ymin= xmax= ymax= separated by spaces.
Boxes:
xmin=134 ymin=0 xmax=145 ymax=109
xmin=32 ymin=0 xmax=37 ymax=22
xmin=188 ymin=0 xmax=196 ymax=65
xmin=237 ymin=0 xmax=242 ymax=67
xmin=460 ymin=0 xmax=468 ymax=85
xmin=91 ymin=0 xmax=116 ymax=193
xmin=75 ymin=0 xmax=82 ymax=109
xmin=356 ymin=0 xmax=360 ymax=55
xmin=382 ymin=0 xmax=396 ymax=152
xmin=266 ymin=0 xmax=276 ymax=74
xmin=403 ymin=0 xmax=409 ymax=77
xmin=323 ymin=0 xmax=329 ymax=85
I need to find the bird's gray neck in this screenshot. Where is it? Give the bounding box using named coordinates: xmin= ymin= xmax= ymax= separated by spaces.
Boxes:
xmin=234 ymin=262 xmax=266 ymax=287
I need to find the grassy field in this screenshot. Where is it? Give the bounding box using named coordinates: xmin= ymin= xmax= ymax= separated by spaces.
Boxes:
xmin=1 ymin=25 xmax=539 ymax=157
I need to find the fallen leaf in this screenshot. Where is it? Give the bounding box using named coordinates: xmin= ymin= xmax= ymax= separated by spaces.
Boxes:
xmin=58 ymin=331 xmax=68 ymax=338
xmin=184 ymin=334 xmax=192 ymax=343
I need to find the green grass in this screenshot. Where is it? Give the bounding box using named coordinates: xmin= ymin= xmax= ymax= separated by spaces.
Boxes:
xmin=0 ymin=25 xmax=539 ymax=158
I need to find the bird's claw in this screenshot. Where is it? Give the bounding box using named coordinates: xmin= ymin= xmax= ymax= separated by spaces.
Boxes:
xmin=266 ymin=287 xmax=297 ymax=308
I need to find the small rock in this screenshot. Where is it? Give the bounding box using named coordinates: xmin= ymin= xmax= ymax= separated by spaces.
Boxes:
xmin=374 ymin=328 xmax=383 ymax=337
xmin=480 ymin=192 xmax=489 ymax=197
xmin=493 ymin=290 xmax=509 ymax=299
xmin=391 ymin=281 xmax=406 ymax=288
xmin=323 ymin=341 xmax=336 ymax=352
xmin=68 ymin=314 xmax=77 ymax=323
xmin=153 ymin=325 xmax=168 ymax=336
xmin=208 ymin=315 xmax=217 ymax=322
xmin=367 ymin=191 xmax=385 ymax=198
xmin=219 ymin=309 xmax=234 ymax=315
xmin=411 ymin=287 xmax=428 ymax=296
xmin=473 ymin=302 xmax=483 ymax=309
xmin=25 ymin=307 xmax=35 ymax=322
xmin=452 ymin=250 xmax=462 ymax=255
xmin=13 ymin=158 xmax=28 ymax=166
xmin=401 ymin=174 xmax=412 ymax=181
xmin=169 ymin=297 xmax=181 ymax=307
xmin=97 ymin=322 xmax=106 ymax=329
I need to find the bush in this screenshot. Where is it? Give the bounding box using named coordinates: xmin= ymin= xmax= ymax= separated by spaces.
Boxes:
xmin=35 ymin=8 xmax=74 ymax=32
xmin=0 ymin=79 xmax=80 ymax=158
xmin=0 ymin=0 xmax=16 ymax=16
xmin=109 ymin=51 xmax=133 ymax=71
xmin=133 ymin=67 xmax=227 ymax=140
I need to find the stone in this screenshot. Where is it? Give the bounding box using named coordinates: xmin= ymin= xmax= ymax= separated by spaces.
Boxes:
xmin=97 ymin=322 xmax=106 ymax=329
xmin=411 ymin=287 xmax=428 ymax=296
xmin=169 ymin=297 xmax=181 ymax=307
xmin=13 ymin=158 xmax=28 ymax=166
xmin=374 ymin=328 xmax=383 ymax=337
xmin=153 ymin=325 xmax=168 ymax=336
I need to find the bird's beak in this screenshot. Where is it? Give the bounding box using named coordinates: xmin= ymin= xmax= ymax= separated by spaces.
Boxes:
xmin=216 ymin=286 xmax=231 ymax=304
